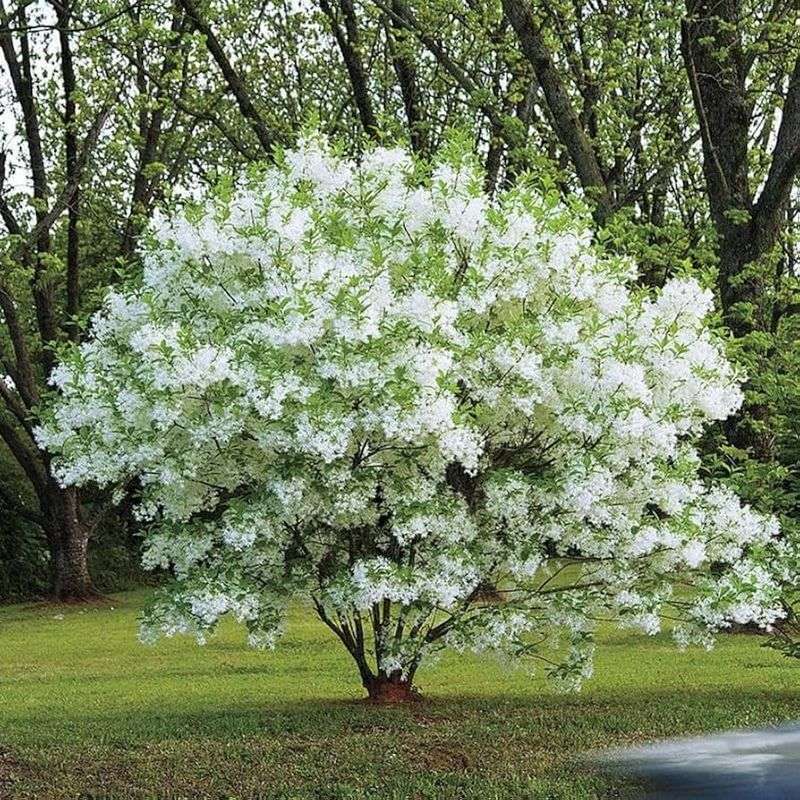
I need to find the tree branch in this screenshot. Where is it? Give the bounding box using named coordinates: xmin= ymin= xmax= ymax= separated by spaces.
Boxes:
xmin=121 ymin=6 xmax=188 ymax=258
xmin=501 ymin=0 xmax=612 ymax=220
xmin=176 ymin=0 xmax=276 ymax=157
xmin=383 ymin=0 xmax=426 ymax=154
xmin=0 ymin=477 xmax=44 ymax=526
xmin=0 ymin=281 xmax=39 ymax=408
xmin=0 ymin=150 xmax=22 ymax=235
xmin=372 ymin=0 xmax=507 ymax=131
xmin=318 ymin=0 xmax=380 ymax=140
xmin=0 ymin=0 xmax=49 ymax=210
xmin=0 ymin=373 xmax=36 ymax=442
xmin=0 ymin=415 xmax=49 ymax=503
xmin=53 ymin=0 xmax=80 ymax=340
xmin=755 ymin=54 xmax=800 ymax=226
xmin=26 ymin=107 xmax=110 ymax=249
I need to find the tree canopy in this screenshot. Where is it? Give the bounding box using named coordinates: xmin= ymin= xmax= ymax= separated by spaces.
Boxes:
xmin=38 ymin=139 xmax=787 ymax=699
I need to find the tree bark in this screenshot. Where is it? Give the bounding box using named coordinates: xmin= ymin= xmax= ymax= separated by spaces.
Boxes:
xmin=501 ymin=0 xmax=612 ymax=222
xmin=47 ymin=486 xmax=94 ymax=601
xmin=680 ymin=1 xmax=800 ymax=463
xmin=386 ymin=0 xmax=426 ymax=155
xmin=313 ymin=600 xmax=421 ymax=702
xmin=319 ymin=0 xmax=380 ymax=140
xmin=681 ymin=1 xmax=800 ymax=334
xmin=176 ymin=0 xmax=276 ymax=156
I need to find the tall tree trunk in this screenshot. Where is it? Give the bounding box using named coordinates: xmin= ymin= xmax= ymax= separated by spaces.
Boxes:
xmin=501 ymin=0 xmax=613 ymax=223
xmin=47 ymin=485 xmax=94 ymax=601
xmin=681 ymin=1 xmax=800 ymax=466
xmin=386 ymin=0 xmax=427 ymax=155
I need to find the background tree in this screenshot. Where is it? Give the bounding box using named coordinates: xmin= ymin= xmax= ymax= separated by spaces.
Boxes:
xmin=680 ymin=0 xmax=800 ymax=502
xmin=0 ymin=0 xmax=232 ymax=598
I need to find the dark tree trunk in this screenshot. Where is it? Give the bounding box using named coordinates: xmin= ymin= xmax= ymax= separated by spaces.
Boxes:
xmin=52 ymin=526 xmax=92 ymax=600
xmin=501 ymin=0 xmax=613 ymax=223
xmin=318 ymin=0 xmax=380 ymax=140
xmin=680 ymin=0 xmax=800 ymax=466
xmin=47 ymin=486 xmax=94 ymax=601
xmin=387 ymin=0 xmax=426 ymax=155
xmin=176 ymin=0 xmax=275 ymax=156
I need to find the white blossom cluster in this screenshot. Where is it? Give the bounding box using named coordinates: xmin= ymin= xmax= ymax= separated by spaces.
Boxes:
xmin=38 ymin=136 xmax=786 ymax=690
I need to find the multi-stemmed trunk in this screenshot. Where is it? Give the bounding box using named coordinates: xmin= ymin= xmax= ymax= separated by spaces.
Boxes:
xmin=313 ymin=600 xmax=423 ymax=703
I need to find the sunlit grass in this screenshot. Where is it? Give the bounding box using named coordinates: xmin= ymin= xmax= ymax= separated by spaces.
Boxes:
xmin=1 ymin=589 xmax=799 ymax=798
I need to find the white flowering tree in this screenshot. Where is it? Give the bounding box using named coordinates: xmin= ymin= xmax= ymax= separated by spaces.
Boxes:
xmin=37 ymin=137 xmax=786 ymax=701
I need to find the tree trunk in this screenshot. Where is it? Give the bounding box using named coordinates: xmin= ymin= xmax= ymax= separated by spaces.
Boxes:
xmin=365 ymin=673 xmax=417 ymax=703
xmin=501 ymin=0 xmax=613 ymax=223
xmin=313 ymin=603 xmax=421 ymax=702
xmin=680 ymin=3 xmax=794 ymax=467
xmin=716 ymin=221 xmax=778 ymax=463
xmin=47 ymin=486 xmax=94 ymax=601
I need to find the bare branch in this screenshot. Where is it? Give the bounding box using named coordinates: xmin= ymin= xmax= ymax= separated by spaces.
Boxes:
xmin=26 ymin=107 xmax=110 ymax=249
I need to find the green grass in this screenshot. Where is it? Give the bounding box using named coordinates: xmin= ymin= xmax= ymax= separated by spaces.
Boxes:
xmin=1 ymin=590 xmax=799 ymax=799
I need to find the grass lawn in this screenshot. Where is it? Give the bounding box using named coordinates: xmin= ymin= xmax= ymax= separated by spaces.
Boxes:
xmin=1 ymin=590 xmax=799 ymax=799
